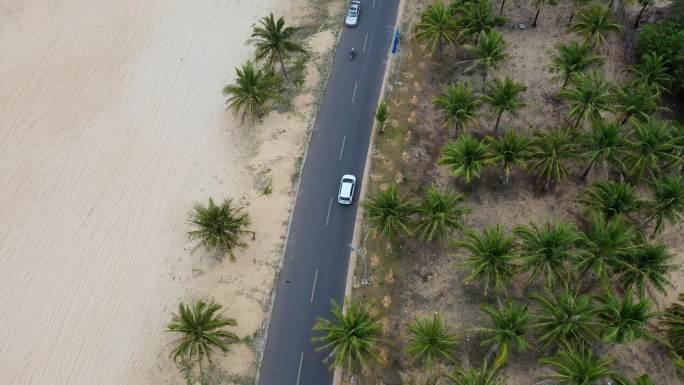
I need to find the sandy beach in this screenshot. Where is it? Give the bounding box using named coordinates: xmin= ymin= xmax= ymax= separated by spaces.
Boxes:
xmin=0 ymin=0 xmax=338 ymax=384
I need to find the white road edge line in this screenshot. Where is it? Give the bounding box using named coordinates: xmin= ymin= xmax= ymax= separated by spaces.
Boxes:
xmin=372 ymin=0 xmax=376 ymax=8
xmin=296 ymin=352 xmax=304 ymax=385
xmin=325 ymin=197 xmax=333 ymax=227
xmin=339 ymin=136 xmax=346 ymax=160
xmin=362 ymin=33 xmax=369 ymax=52
xmin=310 ymin=269 xmax=319 ymax=303
xmin=351 ymin=81 xmax=358 ymax=104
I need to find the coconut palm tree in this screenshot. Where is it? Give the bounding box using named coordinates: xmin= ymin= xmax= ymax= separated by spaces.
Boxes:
xmin=540 ymin=347 xmax=615 ymax=385
xmin=482 ymin=76 xmax=527 ymax=133
xmin=615 ymin=82 xmax=662 ymax=125
xmin=630 ymin=52 xmax=673 ymax=93
xmin=559 ymin=71 xmax=615 ymax=128
xmin=252 ymin=14 xmax=306 ymax=77
xmin=515 ymin=221 xmax=583 ymax=289
xmin=414 ymin=1 xmax=459 ymax=60
xmin=567 ymin=0 xmax=592 ymax=25
xmin=596 ymin=291 xmax=658 ymax=344
xmin=619 ymin=242 xmax=676 ymax=298
xmin=363 ymin=184 xmax=416 ymax=240
xmin=188 ymin=198 xmax=252 ymax=261
xmin=167 ymin=300 xmax=238 ymax=378
xmin=633 ymin=0 xmax=655 ymax=29
xmin=642 ymin=176 xmax=684 ymax=238
xmin=527 ymin=129 xmax=575 ymax=189
xmin=465 ymin=30 xmax=508 ymax=87
xmin=578 ymin=213 xmax=639 ymax=285
xmin=433 ymin=83 xmax=480 ymax=136
xmin=453 ymin=226 xmax=518 ymax=296
xmin=531 ymin=288 xmax=600 ymax=348
xmin=444 ymin=363 xmax=504 ymax=385
xmin=623 ymin=117 xmax=679 ymax=182
xmin=455 ymin=0 xmax=507 ymax=42
xmin=479 ymin=301 xmax=530 ymax=360
xmin=580 ymin=180 xmax=642 ymax=220
xmin=569 ymin=5 xmax=623 ymax=48
xmin=532 ymin=0 xmax=559 ymax=27
xmin=577 ymin=117 xmax=624 ymax=179
xmin=663 ymin=293 xmax=684 ymax=358
xmin=375 ymin=100 xmax=390 ymax=134
xmin=416 ymin=186 xmax=471 ymax=243
xmin=406 ymin=313 xmax=459 ymax=369
xmin=485 ymin=129 xmax=530 ymax=184
xmin=549 ymin=40 xmax=603 ymax=89
xmin=438 ymin=135 xmax=491 ymax=184
xmin=223 ymin=62 xmax=281 ymax=122
xmin=312 ymin=300 xmax=382 ymax=371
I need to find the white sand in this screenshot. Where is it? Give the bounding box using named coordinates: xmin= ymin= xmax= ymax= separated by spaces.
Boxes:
xmin=0 ymin=0 xmax=339 ymax=384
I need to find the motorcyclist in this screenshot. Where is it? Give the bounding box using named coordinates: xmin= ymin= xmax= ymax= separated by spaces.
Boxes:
xmin=350 ymin=48 xmax=356 ymax=59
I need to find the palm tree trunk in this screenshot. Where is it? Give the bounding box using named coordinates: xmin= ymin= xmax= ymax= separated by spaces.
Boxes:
xmin=562 ymin=72 xmax=571 ymax=88
xmin=279 ymin=55 xmax=288 ymax=78
xmin=482 ymin=69 xmax=488 ymax=91
xmin=438 ymin=38 xmax=444 ymax=61
xmin=494 ymin=111 xmax=503 ymax=134
xmin=609 ymin=0 xmax=615 ymax=9
xmin=567 ymin=7 xmax=575 ymax=26
xmin=634 ymin=4 xmax=648 ymax=29
xmin=532 ymin=7 xmax=542 ymax=27
xmin=574 ymin=105 xmax=588 ymax=128
xmin=499 ymin=0 xmax=506 ymax=15
xmin=581 ymin=159 xmax=596 ymax=180
xmin=621 ymin=113 xmax=631 ymax=125
xmin=454 ymin=121 xmax=460 ymax=137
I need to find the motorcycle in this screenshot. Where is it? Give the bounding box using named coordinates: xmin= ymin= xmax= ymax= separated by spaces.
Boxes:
xmin=349 ymin=48 xmax=356 ymax=60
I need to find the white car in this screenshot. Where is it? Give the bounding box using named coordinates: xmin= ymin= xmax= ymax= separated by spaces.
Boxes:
xmin=338 ymin=174 xmax=357 ymax=205
xmin=345 ymin=1 xmax=361 ymax=27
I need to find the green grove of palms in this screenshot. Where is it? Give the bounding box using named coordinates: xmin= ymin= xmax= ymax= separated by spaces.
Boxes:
xmin=540 ymin=346 xmax=615 ymax=385
xmin=633 ymin=0 xmax=655 ymax=29
xmin=479 ymin=300 xmax=530 ymax=357
xmin=166 ymin=300 xmax=238 ymax=378
xmin=363 ymin=184 xmax=416 ymax=240
xmin=252 ymin=13 xmax=306 ymax=78
xmin=444 ymin=362 xmax=504 ymax=385
xmin=414 ymin=1 xmax=459 ymax=60
xmin=312 ymin=300 xmax=382 ymax=371
xmin=559 ymin=71 xmax=615 ymax=128
xmin=406 ymin=313 xmax=459 ymax=369
xmin=453 ymin=225 xmax=518 ymax=296
xmin=532 ymin=0 xmax=559 ymax=28
xmin=663 ymin=293 xmax=684 ymax=358
xmin=454 ymin=0 xmax=507 ymax=43
xmin=526 ymin=129 xmax=575 ymax=189
xmin=643 ymin=176 xmax=684 ymax=238
xmin=433 ymin=82 xmax=480 ymax=136
xmin=531 ymin=288 xmax=600 ymax=348
xmin=578 ymin=117 xmax=624 ymax=179
xmin=630 ymin=52 xmax=673 ymax=93
xmin=623 ymin=117 xmax=679 ymax=182
xmin=485 ymin=129 xmax=530 ymax=184
xmin=415 ymin=186 xmax=471 ymax=243
xmin=223 ymin=62 xmax=281 ymax=123
xmin=615 ymin=81 xmax=662 ymax=125
xmin=597 ymin=291 xmax=658 ymax=344
xmin=578 ymin=213 xmax=639 ymax=285
xmin=187 ymin=197 xmax=252 ymax=261
xmin=580 ymin=180 xmax=642 ymax=220
xmin=482 ymin=76 xmax=527 ymax=134
xmin=618 ymin=242 xmax=676 ymax=298
xmin=438 ymin=135 xmax=491 ymax=184
xmin=465 ymin=30 xmax=509 ymax=86
xmin=515 ymin=220 xmax=583 ymax=289
xmin=375 ymin=100 xmax=390 ymax=134
xmin=569 ymin=4 xmax=623 ymax=48
xmin=549 ymin=40 xmax=603 ymax=89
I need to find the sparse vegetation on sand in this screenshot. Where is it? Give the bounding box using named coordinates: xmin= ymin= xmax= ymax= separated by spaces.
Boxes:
xmin=312 ymin=0 xmax=684 ymax=383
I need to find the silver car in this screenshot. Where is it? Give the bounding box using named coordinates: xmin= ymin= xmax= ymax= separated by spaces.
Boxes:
xmin=338 ymin=174 xmax=357 ymax=205
xmin=345 ymin=1 xmax=361 ymax=27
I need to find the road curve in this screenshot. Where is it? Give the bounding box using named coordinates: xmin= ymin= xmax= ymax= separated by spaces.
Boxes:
xmin=256 ymin=1 xmax=401 ymax=385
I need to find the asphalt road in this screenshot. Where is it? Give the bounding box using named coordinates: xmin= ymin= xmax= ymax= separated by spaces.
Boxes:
xmin=256 ymin=1 xmax=400 ymax=385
